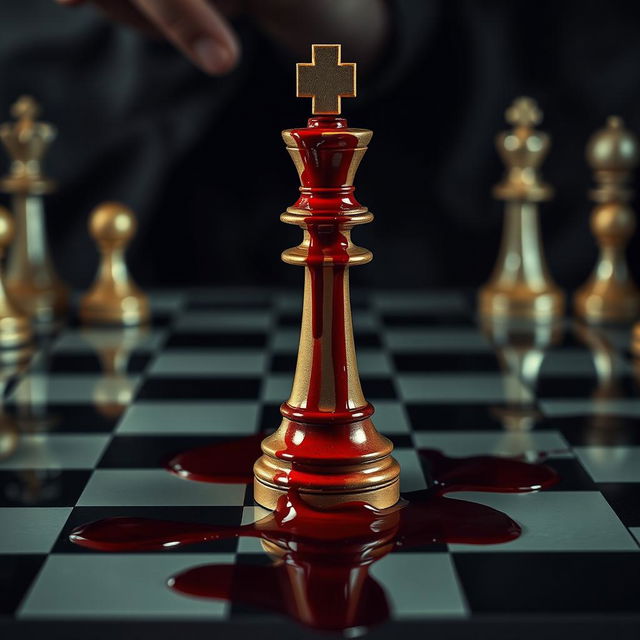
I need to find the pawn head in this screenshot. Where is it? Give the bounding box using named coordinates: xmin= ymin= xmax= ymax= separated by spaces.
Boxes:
xmin=587 ymin=116 xmax=639 ymax=171
xmin=89 ymin=202 xmax=137 ymax=248
xmin=0 ymin=205 xmax=15 ymax=250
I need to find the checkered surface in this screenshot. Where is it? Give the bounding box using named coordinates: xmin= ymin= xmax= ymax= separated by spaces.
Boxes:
xmin=1 ymin=289 xmax=639 ymax=637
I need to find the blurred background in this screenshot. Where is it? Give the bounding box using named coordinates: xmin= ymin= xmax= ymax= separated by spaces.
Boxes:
xmin=1 ymin=0 xmax=640 ymax=290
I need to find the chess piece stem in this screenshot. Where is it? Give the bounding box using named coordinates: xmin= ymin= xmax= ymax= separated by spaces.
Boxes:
xmin=79 ymin=202 xmax=149 ymax=326
xmin=253 ymin=112 xmax=400 ymax=509
xmin=479 ymin=97 xmax=565 ymax=319
xmin=0 ymin=96 xmax=69 ymax=322
xmin=0 ymin=205 xmax=32 ymax=348
xmin=575 ymin=116 xmax=640 ymax=322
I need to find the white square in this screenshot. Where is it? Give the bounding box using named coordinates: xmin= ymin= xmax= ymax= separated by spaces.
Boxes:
xmin=395 ymin=449 xmax=427 ymax=492
xmin=175 ymin=311 xmax=272 ymax=332
xmin=412 ymin=431 xmax=571 ymax=459
xmin=370 ymin=553 xmax=468 ymax=618
xmin=0 ymin=507 xmax=72 ymax=553
xmin=77 ymin=470 xmax=246 ymax=506
xmin=372 ymin=401 xmax=411 ymax=434
xmin=117 ymin=401 xmax=259 ymax=435
xmin=386 ymin=329 xmax=490 ymax=353
xmin=9 ymin=375 xmax=140 ymax=404
xmin=574 ymin=446 xmax=640 ymax=482
xmin=148 ymin=350 xmax=267 ymax=377
xmin=52 ymin=330 xmax=166 ymax=353
xmin=20 ymin=554 xmax=233 ymax=618
xmin=448 ymin=491 xmax=638 ymax=552
xmin=397 ymin=374 xmax=531 ymax=403
xmin=0 ymin=435 xmax=110 ymax=469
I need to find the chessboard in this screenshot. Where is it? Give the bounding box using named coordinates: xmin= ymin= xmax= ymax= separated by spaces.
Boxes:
xmin=1 ymin=288 xmax=639 ymax=640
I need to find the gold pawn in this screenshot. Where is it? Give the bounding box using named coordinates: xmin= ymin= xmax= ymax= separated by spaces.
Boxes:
xmin=0 ymin=205 xmax=32 ymax=348
xmin=79 ymin=202 xmax=149 ymax=326
xmin=478 ymin=97 xmax=565 ymax=320
xmin=575 ymin=116 xmax=640 ymax=322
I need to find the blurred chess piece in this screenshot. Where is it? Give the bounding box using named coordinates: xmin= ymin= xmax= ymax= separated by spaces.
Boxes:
xmin=0 ymin=206 xmax=32 ymax=349
xmin=0 ymin=345 xmax=34 ymax=463
xmin=479 ymin=97 xmax=565 ymax=320
xmin=0 ymin=96 xmax=69 ymax=323
xmin=575 ymin=116 xmax=640 ymax=323
xmin=80 ymin=325 xmax=149 ymax=418
xmin=575 ymin=322 xmax=635 ymax=446
xmin=483 ymin=317 xmax=562 ymax=460
xmin=80 ymin=202 xmax=150 ymax=326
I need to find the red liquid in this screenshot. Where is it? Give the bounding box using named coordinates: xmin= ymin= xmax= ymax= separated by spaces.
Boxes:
xmin=74 ymin=434 xmax=558 ymax=632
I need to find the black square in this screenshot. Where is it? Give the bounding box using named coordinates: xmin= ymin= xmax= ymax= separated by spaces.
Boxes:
xmin=258 ymin=404 xmax=282 ymax=431
xmin=382 ymin=313 xmax=473 ymax=327
xmin=542 ymin=458 xmax=599 ymax=492
xmin=0 ymin=470 xmax=92 ymax=507
xmin=393 ymin=353 xmax=500 ymax=373
xmin=137 ymin=378 xmax=261 ymax=400
xmin=7 ymin=403 xmax=121 ymax=434
xmin=45 ymin=353 xmax=151 ymax=374
xmin=407 ymin=403 xmax=547 ymax=431
xmin=0 ymin=554 xmax=45 ymax=615
xmin=454 ymin=552 xmax=640 ymax=613
xmin=535 ymin=375 xmax=637 ymax=399
xmin=270 ymin=354 xmax=296 ymax=373
xmin=548 ymin=415 xmax=640 ymax=446
xmin=599 ymin=483 xmax=640 ymax=527
xmin=98 ymin=435 xmax=240 ymax=469
xmin=361 ymin=377 xmax=397 ymax=399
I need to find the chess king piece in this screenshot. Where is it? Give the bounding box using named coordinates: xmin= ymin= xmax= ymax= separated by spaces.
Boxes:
xmin=0 ymin=96 xmax=69 ymax=322
xmin=0 ymin=205 xmax=32 ymax=349
xmin=575 ymin=117 xmax=640 ymax=323
xmin=478 ymin=97 xmax=565 ymax=320
xmin=79 ymin=202 xmax=149 ymax=326
xmin=253 ymin=44 xmax=400 ymax=509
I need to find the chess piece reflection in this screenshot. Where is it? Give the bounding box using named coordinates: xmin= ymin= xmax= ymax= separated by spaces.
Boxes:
xmin=0 ymin=96 xmax=69 ymax=322
xmin=80 ymin=202 xmax=150 ymax=326
xmin=575 ymin=117 xmax=640 ymax=323
xmin=483 ymin=317 xmax=562 ymax=459
xmin=479 ymin=97 xmax=565 ymax=320
xmin=81 ymin=325 xmax=149 ymax=418
xmin=0 ymin=206 xmax=32 ymax=349
xmin=576 ymin=322 xmax=635 ymax=446
xmin=0 ymin=347 xmax=34 ymax=463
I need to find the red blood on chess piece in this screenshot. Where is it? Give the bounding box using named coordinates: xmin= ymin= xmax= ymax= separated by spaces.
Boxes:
xmin=253 ymin=45 xmax=400 ymax=509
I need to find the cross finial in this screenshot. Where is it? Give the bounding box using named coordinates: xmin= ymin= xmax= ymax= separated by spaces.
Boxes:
xmin=296 ymin=44 xmax=356 ymax=115
xmin=505 ymin=96 xmax=542 ymax=128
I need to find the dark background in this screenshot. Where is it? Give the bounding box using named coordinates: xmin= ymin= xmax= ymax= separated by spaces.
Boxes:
xmin=2 ymin=0 xmax=640 ymax=291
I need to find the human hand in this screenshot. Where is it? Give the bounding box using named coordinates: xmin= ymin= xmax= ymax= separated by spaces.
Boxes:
xmin=56 ymin=0 xmax=241 ymax=75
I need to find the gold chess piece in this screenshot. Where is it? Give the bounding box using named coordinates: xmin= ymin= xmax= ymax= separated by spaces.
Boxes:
xmin=574 ymin=116 xmax=640 ymax=323
xmin=0 ymin=205 xmax=32 ymax=348
xmin=479 ymin=97 xmax=565 ymax=320
xmin=80 ymin=202 xmax=149 ymax=326
xmin=253 ymin=45 xmax=399 ymax=510
xmin=0 ymin=96 xmax=69 ymax=322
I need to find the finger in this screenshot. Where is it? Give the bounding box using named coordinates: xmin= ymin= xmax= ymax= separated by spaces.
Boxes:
xmin=87 ymin=0 xmax=163 ymax=36
xmin=134 ymin=0 xmax=240 ymax=74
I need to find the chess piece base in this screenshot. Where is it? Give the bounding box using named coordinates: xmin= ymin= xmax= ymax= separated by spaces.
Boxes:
xmin=574 ymin=282 xmax=640 ymax=323
xmin=79 ymin=295 xmax=150 ymax=327
xmin=253 ymin=418 xmax=401 ymax=510
xmin=0 ymin=315 xmax=32 ymax=348
xmin=478 ymin=287 xmax=565 ymax=320
xmin=6 ymin=281 xmax=68 ymax=324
